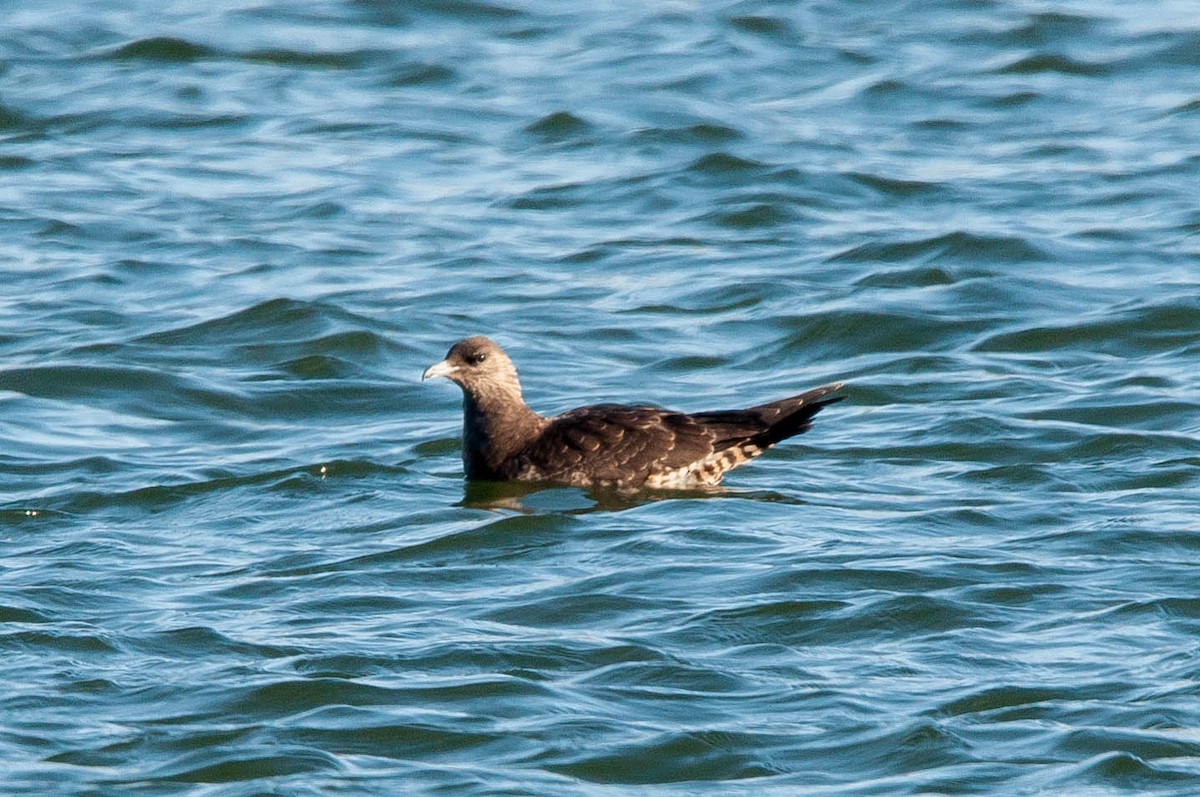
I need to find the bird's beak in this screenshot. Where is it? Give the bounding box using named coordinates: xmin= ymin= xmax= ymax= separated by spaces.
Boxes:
xmin=422 ymin=359 xmax=458 ymax=381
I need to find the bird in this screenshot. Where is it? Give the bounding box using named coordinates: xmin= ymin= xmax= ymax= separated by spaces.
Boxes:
xmin=422 ymin=336 xmax=843 ymax=490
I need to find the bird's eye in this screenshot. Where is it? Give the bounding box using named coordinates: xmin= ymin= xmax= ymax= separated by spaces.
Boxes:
xmin=467 ymin=352 xmax=488 ymax=365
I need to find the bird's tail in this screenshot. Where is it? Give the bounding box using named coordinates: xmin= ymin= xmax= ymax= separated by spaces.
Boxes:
xmin=692 ymin=383 xmax=844 ymax=452
xmin=750 ymin=383 xmax=844 ymax=447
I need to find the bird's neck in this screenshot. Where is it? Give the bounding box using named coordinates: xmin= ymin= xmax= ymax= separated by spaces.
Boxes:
xmin=461 ymin=387 xmax=545 ymax=478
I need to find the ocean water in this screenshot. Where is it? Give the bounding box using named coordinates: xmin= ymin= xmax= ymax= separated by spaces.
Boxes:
xmin=2 ymin=1 xmax=1199 ymax=794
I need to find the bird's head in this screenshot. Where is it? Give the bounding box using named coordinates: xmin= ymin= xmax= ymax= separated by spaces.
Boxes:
xmin=422 ymin=336 xmax=523 ymax=401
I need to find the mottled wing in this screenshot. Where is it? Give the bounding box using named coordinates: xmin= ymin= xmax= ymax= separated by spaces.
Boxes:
xmin=511 ymin=404 xmax=720 ymax=487
xmin=505 ymin=384 xmax=843 ymax=488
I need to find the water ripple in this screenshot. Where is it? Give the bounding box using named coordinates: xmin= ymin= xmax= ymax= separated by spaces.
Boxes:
xmin=3 ymin=0 xmax=1199 ymax=794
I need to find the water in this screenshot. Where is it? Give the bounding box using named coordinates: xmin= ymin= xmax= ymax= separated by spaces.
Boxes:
xmin=2 ymin=1 xmax=1199 ymax=794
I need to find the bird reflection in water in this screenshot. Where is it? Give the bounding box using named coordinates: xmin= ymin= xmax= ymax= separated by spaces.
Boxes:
xmin=457 ymin=478 xmax=807 ymax=514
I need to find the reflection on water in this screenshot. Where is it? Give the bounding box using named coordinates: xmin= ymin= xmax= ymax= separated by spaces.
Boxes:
xmin=459 ymin=478 xmax=808 ymax=514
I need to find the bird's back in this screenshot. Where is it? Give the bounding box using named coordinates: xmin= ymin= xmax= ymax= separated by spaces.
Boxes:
xmin=502 ymin=385 xmax=842 ymax=488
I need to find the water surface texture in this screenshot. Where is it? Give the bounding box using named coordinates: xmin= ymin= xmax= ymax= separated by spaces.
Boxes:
xmin=3 ymin=1 xmax=1199 ymax=794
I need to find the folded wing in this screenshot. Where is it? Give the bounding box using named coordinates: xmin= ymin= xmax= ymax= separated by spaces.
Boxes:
xmin=507 ymin=384 xmax=842 ymax=487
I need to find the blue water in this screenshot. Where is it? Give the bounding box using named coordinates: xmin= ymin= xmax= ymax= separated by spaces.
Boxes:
xmin=2 ymin=1 xmax=1199 ymax=794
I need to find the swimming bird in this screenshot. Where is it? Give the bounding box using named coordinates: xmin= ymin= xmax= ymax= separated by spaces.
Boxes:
xmin=422 ymin=336 xmax=843 ymax=489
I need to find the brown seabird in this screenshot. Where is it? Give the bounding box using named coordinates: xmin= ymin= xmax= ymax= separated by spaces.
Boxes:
xmin=423 ymin=336 xmax=843 ymax=489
